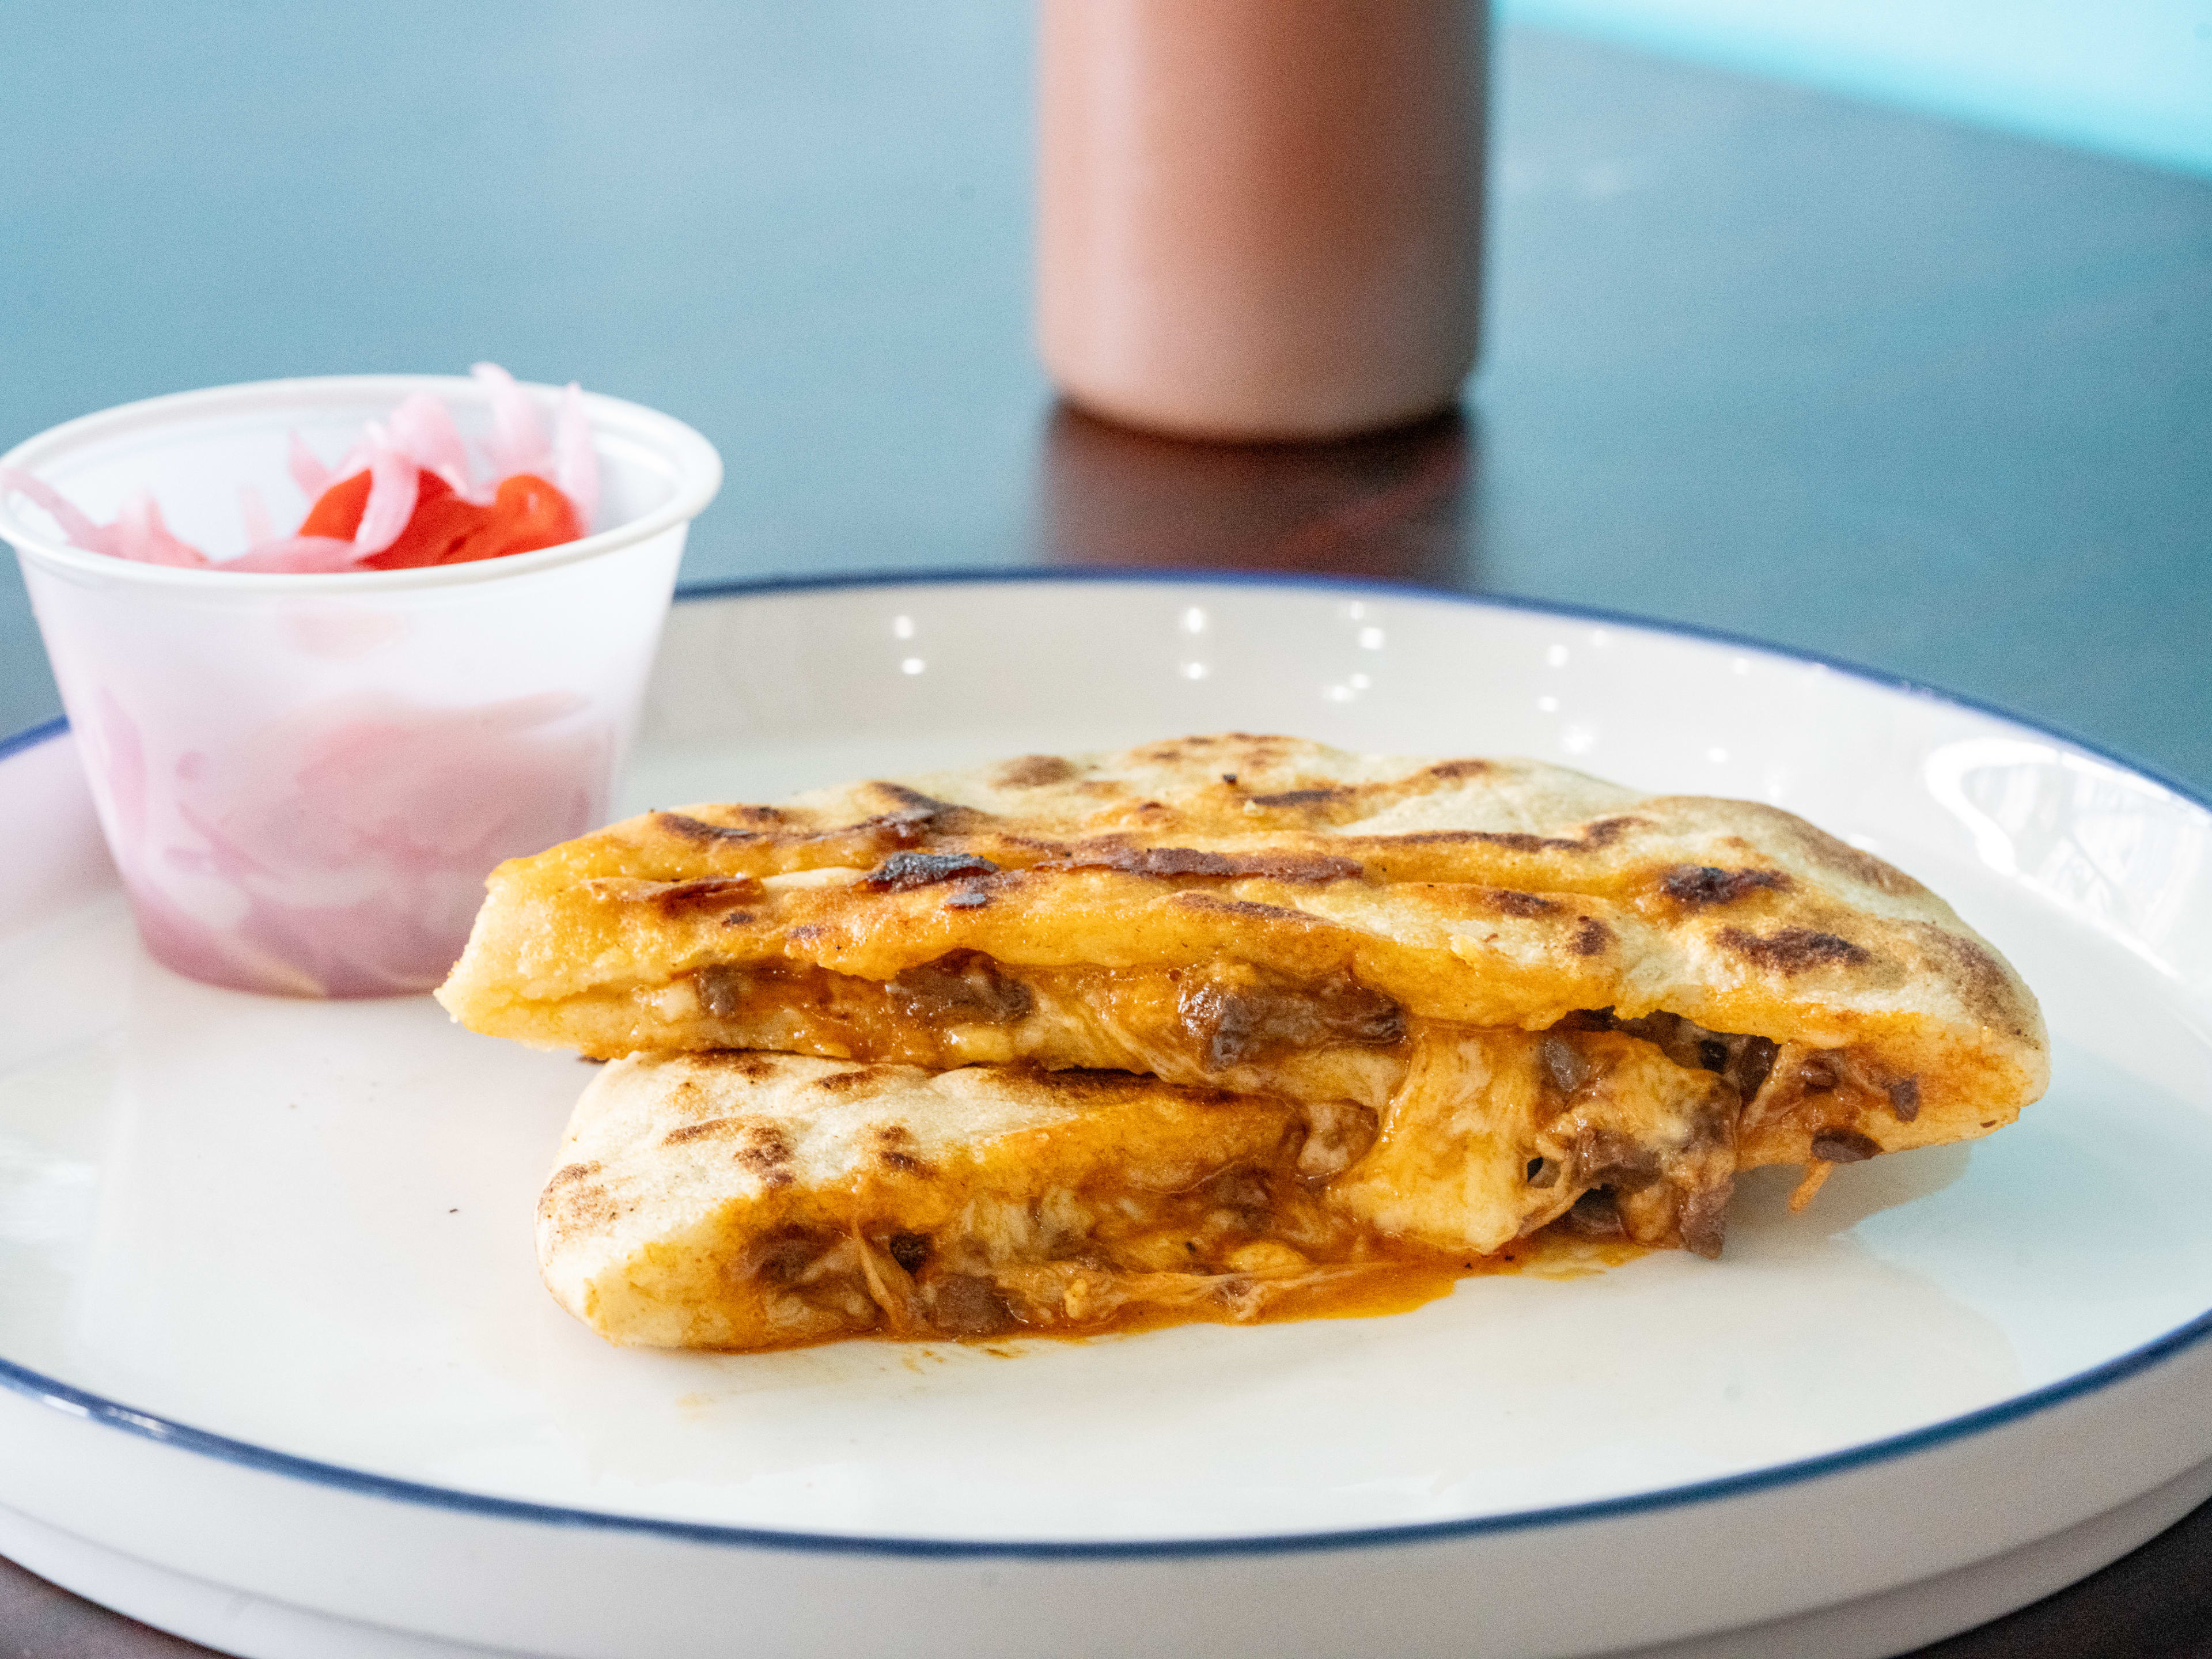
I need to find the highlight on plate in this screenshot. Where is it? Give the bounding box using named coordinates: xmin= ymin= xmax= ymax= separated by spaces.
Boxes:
xmin=0 ymin=362 xmax=599 ymax=574
xmin=436 ymin=733 xmax=2051 ymax=1354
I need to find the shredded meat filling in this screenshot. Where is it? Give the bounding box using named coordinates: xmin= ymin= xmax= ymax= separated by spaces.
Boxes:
xmin=676 ymin=978 xmax=1887 ymax=1302
xmin=729 ymin=1097 xmax=1460 ymax=1342
xmin=1565 ymin=1188 xmax=1626 ymax=1239
xmin=694 ymin=963 xmax=748 ymax=1021
xmin=1555 ymin=1007 xmax=1778 ymax=1104
xmin=887 ymin=950 xmax=1035 ymax=1025
xmin=1535 ymin=1013 xmax=1762 ymax=1261
xmin=1177 ymin=961 xmax=1406 ymax=1070
xmin=927 ymin=1273 xmax=1015 ymax=1337
xmin=684 ymin=952 xmax=1408 ymax=1082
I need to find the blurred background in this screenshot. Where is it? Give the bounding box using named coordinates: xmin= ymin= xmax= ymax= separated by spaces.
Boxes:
xmin=2 ymin=0 xmax=2208 ymax=777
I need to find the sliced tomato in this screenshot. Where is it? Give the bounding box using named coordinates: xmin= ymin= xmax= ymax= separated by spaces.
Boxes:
xmin=306 ymin=467 xmax=581 ymax=570
xmin=296 ymin=469 xmax=373 ymax=540
xmin=361 ymin=475 xmax=474 ymax=570
xmin=459 ymin=473 xmax=585 ymax=565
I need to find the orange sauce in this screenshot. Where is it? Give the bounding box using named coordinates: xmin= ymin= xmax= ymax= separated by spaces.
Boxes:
xmin=1023 ymin=1225 xmax=1649 ymax=1345
xmin=724 ymin=1224 xmax=1648 ymax=1355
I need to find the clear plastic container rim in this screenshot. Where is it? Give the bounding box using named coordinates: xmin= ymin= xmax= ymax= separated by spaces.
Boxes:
xmin=0 ymin=374 xmax=725 ymax=594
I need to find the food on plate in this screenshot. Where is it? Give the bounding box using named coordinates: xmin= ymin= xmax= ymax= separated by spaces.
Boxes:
xmin=444 ymin=733 xmax=2047 ymax=1347
xmin=543 ymin=1051 xmax=1525 ymax=1350
xmin=0 ymin=362 xmax=597 ymax=573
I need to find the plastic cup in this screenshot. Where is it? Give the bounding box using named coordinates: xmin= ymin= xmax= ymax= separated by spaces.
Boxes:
xmin=0 ymin=374 xmax=722 ymax=998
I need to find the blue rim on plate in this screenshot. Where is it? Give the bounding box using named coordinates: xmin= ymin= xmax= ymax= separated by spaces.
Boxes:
xmin=2 ymin=566 xmax=2207 ymax=1562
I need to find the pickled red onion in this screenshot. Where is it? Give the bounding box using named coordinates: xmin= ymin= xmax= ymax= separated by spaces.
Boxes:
xmin=238 ymin=484 xmax=274 ymax=547
xmin=0 ymin=467 xmax=141 ymax=560
xmin=471 ymin=362 xmax=549 ymax=480
xmin=286 ymin=431 xmax=332 ymax=501
xmin=554 ymin=381 xmax=600 ymax=533
xmin=351 ymin=444 xmax=421 ymax=556
xmin=384 ymin=394 xmax=484 ymax=503
xmin=219 ymin=536 xmax=363 ymax=574
xmin=0 ymin=368 xmax=594 ymax=574
xmin=111 ymin=491 xmax=206 ymax=567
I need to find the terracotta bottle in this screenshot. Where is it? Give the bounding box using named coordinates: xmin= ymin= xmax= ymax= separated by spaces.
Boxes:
xmin=1039 ymin=0 xmax=1486 ymax=443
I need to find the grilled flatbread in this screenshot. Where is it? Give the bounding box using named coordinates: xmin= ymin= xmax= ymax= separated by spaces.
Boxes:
xmin=450 ymin=736 xmax=2047 ymax=1263
xmin=543 ymin=1050 xmax=1596 ymax=1350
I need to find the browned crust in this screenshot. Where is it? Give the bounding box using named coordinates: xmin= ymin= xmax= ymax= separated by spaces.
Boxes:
xmin=1660 ymin=865 xmax=1790 ymax=906
xmin=1716 ymin=926 xmax=1873 ymax=974
xmin=1044 ymin=843 xmax=1366 ymax=883
xmin=443 ymin=734 xmax=2048 ymax=1162
xmin=995 ymin=754 xmax=1078 ymax=787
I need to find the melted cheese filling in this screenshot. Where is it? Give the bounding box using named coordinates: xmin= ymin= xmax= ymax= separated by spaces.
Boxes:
xmin=608 ymin=1048 xmax=1668 ymax=1353
xmin=578 ymin=960 xmax=1774 ymax=1350
xmin=546 ymin=952 xmax=1925 ymax=1350
xmin=643 ymin=953 xmax=1749 ymax=1235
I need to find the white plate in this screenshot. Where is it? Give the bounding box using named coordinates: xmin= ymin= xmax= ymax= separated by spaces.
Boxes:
xmin=4 ymin=574 xmax=2211 ymax=1659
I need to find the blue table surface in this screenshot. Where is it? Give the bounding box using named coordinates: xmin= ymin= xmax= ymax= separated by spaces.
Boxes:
xmin=3 ymin=5 xmax=2209 ymax=795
